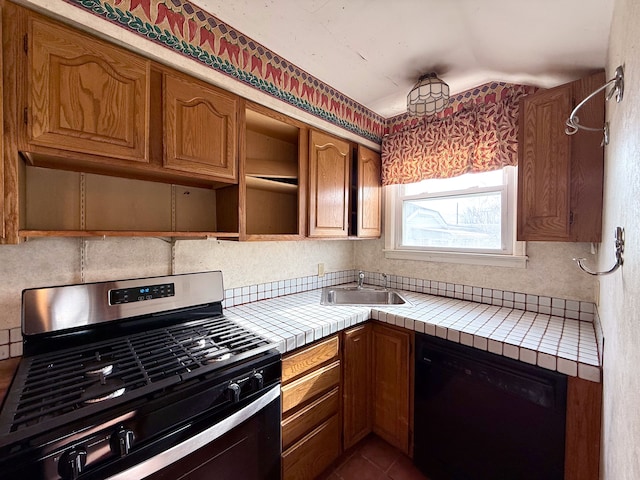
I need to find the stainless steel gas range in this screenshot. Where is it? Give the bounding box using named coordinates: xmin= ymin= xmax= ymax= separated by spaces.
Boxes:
xmin=0 ymin=271 xmax=281 ymax=480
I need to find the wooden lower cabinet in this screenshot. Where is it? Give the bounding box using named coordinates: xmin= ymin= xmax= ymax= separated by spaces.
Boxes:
xmin=372 ymin=322 xmax=412 ymax=455
xmin=342 ymin=323 xmax=372 ymax=449
xmin=281 ymin=335 xmax=341 ymax=480
xmin=565 ymin=376 xmax=602 ymax=480
xmin=282 ymin=414 xmax=342 ymax=480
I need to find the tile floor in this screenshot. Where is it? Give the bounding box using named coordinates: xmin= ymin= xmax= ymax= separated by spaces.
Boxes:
xmin=319 ymin=434 xmax=429 ymax=480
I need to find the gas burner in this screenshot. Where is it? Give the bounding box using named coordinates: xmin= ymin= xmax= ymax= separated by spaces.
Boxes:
xmin=82 ymin=376 xmax=126 ymax=404
xmin=206 ymin=351 xmax=232 ymax=363
xmin=83 ymin=352 xmax=115 ymax=377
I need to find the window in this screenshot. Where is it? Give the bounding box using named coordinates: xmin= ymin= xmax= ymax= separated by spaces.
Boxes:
xmin=384 ymin=167 xmax=527 ymax=267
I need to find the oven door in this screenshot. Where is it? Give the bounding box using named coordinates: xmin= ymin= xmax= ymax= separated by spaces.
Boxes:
xmin=106 ymin=384 xmax=281 ymax=480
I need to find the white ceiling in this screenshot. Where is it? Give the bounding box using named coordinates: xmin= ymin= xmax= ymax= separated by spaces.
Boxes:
xmin=192 ymin=0 xmax=614 ymax=118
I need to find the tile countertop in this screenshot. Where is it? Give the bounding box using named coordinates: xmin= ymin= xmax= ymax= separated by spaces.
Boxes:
xmin=225 ymin=286 xmax=602 ymax=383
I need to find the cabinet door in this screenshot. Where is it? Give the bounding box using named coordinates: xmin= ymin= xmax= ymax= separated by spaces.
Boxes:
xmin=517 ymin=84 xmax=572 ymax=241
xmin=308 ymin=130 xmax=350 ymax=237
xmin=356 ymin=146 xmax=382 ymax=237
xmin=517 ymin=72 xmax=604 ymax=242
xmin=343 ymin=324 xmax=372 ymax=449
xmin=164 ymin=73 xmax=237 ymax=181
xmin=29 ymin=16 xmax=150 ymax=163
xmin=373 ymin=323 xmax=411 ymax=454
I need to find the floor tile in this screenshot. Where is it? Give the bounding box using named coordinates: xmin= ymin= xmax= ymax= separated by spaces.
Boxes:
xmin=321 ymin=434 xmax=429 ymax=480
xmin=359 ymin=435 xmax=401 ymax=471
xmin=336 ymin=454 xmax=384 ymax=480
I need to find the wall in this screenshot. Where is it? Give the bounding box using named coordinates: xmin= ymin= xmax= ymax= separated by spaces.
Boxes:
xmin=598 ymin=0 xmax=640 ymax=477
xmin=356 ymin=238 xmax=597 ymax=302
xmin=0 ymin=237 xmax=355 ymax=331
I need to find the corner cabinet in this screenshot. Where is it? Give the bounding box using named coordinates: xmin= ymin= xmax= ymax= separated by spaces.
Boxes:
xmin=517 ymin=71 xmax=605 ymax=242
xmin=372 ymin=322 xmax=412 ymax=455
xmin=27 ymin=13 xmax=150 ymax=164
xmin=163 ymin=72 xmax=237 ymax=181
xmin=342 ymin=323 xmax=372 ymax=449
xmin=308 ymin=130 xmax=351 ymax=237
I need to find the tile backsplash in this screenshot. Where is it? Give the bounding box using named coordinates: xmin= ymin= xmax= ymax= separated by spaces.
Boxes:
xmin=0 ymin=269 xmax=598 ymax=359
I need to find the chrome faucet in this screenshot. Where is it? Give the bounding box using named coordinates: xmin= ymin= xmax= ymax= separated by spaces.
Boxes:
xmin=357 ymin=271 xmax=365 ymax=289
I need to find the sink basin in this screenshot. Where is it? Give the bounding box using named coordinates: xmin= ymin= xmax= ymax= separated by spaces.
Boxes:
xmin=321 ymin=286 xmax=408 ymax=306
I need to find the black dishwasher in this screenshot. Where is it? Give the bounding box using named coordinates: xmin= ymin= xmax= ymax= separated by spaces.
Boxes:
xmin=414 ymin=333 xmax=567 ymax=480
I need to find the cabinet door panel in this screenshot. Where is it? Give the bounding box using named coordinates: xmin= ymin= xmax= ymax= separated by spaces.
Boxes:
xmin=357 ymin=146 xmax=381 ymax=237
xmin=309 ymin=130 xmax=350 ymax=237
xmin=373 ymin=324 xmax=410 ymax=454
xmin=164 ymin=74 xmax=237 ymax=181
xmin=517 ymin=86 xmax=572 ymax=240
xmin=343 ymin=324 xmax=372 ymax=449
xmin=29 ymin=16 xmax=150 ymax=162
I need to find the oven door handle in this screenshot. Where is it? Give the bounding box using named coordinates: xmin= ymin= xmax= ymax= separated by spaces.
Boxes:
xmin=105 ymin=384 xmax=281 ymax=480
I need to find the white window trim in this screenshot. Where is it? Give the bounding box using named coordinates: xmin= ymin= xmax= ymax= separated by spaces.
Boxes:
xmin=383 ymin=168 xmax=528 ymax=268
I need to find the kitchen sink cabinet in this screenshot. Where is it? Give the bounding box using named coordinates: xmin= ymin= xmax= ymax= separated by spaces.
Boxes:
xmin=163 ymin=71 xmax=237 ymax=181
xmin=342 ymin=323 xmax=373 ymax=449
xmin=281 ymin=335 xmax=342 ymax=480
xmin=517 ymin=71 xmax=605 ymax=242
xmin=308 ymin=130 xmax=351 ymax=237
xmin=372 ymin=322 xmax=412 ymax=455
xmin=240 ymin=102 xmax=308 ymax=240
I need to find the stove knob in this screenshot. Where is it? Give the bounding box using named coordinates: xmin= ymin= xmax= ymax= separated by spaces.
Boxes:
xmin=58 ymin=447 xmax=87 ymax=480
xmin=111 ymin=428 xmax=135 ymax=457
xmin=251 ymin=372 xmax=264 ymax=389
xmin=226 ymin=382 xmax=241 ymax=403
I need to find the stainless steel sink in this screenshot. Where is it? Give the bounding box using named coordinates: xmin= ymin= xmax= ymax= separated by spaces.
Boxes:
xmin=320 ymin=286 xmax=408 ymax=306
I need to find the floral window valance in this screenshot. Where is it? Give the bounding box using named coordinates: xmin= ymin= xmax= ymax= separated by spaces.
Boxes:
xmin=381 ymin=83 xmax=537 ymax=186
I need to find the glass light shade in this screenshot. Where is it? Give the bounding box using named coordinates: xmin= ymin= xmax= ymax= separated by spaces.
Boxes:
xmin=407 ymin=73 xmax=450 ymax=116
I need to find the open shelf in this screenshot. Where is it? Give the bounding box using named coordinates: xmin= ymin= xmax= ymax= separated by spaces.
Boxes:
xmin=244 ymin=106 xmax=303 ymax=237
xmin=19 ymin=230 xmax=240 ymax=239
xmin=22 ymin=165 xmax=239 ymax=237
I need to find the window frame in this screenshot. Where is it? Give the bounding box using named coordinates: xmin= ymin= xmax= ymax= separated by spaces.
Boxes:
xmin=384 ymin=167 xmax=527 ymax=268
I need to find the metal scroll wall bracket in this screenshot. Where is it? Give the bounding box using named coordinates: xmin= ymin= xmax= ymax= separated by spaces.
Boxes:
xmin=565 ymin=65 xmax=624 ymax=146
xmin=574 ymin=227 xmax=624 ymax=276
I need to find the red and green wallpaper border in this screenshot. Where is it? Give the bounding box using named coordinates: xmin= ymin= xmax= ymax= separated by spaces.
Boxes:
xmin=62 ymin=0 xmax=386 ymax=143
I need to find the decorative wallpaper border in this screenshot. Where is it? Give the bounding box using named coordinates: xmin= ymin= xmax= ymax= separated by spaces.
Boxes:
xmin=62 ymin=0 xmax=386 ymax=143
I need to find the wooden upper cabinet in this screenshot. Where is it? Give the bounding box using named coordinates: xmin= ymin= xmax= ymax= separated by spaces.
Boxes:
xmin=28 ymin=15 xmax=150 ymax=163
xmin=356 ymin=146 xmax=382 ymax=238
xmin=163 ymin=73 xmax=237 ymax=181
xmin=308 ymin=130 xmax=351 ymax=237
xmin=517 ymin=71 xmax=605 ymax=242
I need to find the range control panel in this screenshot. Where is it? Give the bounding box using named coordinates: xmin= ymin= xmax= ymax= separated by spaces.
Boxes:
xmin=109 ymin=283 xmax=175 ymax=305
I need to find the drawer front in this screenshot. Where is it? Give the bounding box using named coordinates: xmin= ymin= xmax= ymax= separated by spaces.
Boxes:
xmin=282 ymin=413 xmax=341 ymax=480
xmin=282 ymin=336 xmax=339 ymax=383
xmin=282 ymin=361 xmax=340 ymax=413
xmin=282 ymin=386 xmax=340 ymax=450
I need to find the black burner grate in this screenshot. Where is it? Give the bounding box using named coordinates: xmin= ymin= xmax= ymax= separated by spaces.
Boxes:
xmin=5 ymin=316 xmax=271 ymax=433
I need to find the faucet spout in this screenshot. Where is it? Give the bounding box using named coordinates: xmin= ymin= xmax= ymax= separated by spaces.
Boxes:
xmin=357 ymin=271 xmax=365 ymax=289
